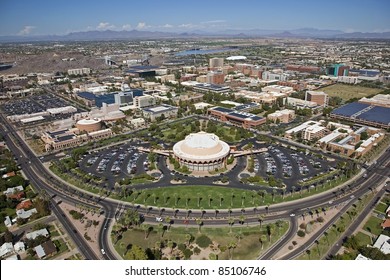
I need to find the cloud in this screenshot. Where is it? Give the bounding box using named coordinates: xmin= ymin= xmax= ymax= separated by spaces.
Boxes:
xmin=122 ymin=24 xmax=132 ymax=31
xmin=178 ymin=23 xmax=198 ymax=29
xmin=96 ymin=22 xmax=115 ymax=30
xmin=201 ymin=20 xmax=226 ymax=24
xmin=161 ymin=24 xmax=173 ymax=28
xmin=18 ymin=26 xmax=35 ymax=35
xmin=136 ymin=22 xmax=148 ymax=29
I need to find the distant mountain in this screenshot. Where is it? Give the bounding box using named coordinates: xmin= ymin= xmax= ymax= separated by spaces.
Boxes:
xmin=1 ymin=28 xmax=390 ymax=43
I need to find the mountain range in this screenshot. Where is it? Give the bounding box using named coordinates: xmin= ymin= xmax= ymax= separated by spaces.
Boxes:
xmin=1 ymin=28 xmax=390 ymax=42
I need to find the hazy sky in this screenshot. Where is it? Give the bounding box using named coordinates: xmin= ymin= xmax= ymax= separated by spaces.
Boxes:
xmin=1 ymin=0 xmax=389 ymax=36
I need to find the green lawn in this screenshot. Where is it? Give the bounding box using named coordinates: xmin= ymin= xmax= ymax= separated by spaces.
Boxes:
xmin=113 ymin=221 xmax=288 ymax=260
xmin=317 ymin=84 xmax=382 ymax=101
xmin=374 ymin=202 xmax=388 ymax=214
xmin=363 ymin=216 xmax=384 ymax=236
xmin=355 ymin=232 xmax=372 ymax=246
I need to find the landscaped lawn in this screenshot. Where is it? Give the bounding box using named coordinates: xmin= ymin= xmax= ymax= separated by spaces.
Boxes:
xmin=374 ymin=202 xmax=388 ymax=214
xmin=355 ymin=232 xmax=372 ymax=246
xmin=113 ymin=221 xmax=288 ymax=260
xmin=363 ymin=216 xmax=384 ymax=236
xmin=317 ymin=84 xmax=382 ymax=101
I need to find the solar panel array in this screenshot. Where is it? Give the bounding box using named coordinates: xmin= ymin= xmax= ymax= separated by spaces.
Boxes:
xmin=332 ymin=102 xmax=390 ymax=126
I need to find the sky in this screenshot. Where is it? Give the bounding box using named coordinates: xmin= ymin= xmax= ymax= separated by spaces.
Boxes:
xmin=0 ymin=0 xmax=389 ymax=36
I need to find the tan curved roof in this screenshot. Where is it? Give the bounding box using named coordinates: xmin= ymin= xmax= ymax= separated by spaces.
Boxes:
xmin=173 ymin=132 xmax=230 ymax=161
xmin=76 ymin=118 xmax=101 ymax=125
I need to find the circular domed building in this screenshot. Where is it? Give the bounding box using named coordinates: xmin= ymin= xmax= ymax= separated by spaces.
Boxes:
xmin=173 ymin=131 xmax=230 ymax=171
xmin=76 ymin=118 xmax=102 ymax=133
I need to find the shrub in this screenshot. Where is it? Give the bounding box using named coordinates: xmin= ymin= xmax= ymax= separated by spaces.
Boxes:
xmin=183 ymin=248 xmax=193 ymax=259
xmin=196 ymin=235 xmax=212 ymax=248
xmin=292 ymin=241 xmax=297 ymax=246
xmin=299 ymin=223 xmax=306 ymax=229
xmin=178 ymin=243 xmax=186 ymax=251
xmin=297 ymin=230 xmax=306 ymax=237
xmin=288 ymin=245 xmax=294 ymax=250
xmin=193 ymin=247 xmax=201 ymax=255
xmin=317 ymin=217 xmax=324 ymax=223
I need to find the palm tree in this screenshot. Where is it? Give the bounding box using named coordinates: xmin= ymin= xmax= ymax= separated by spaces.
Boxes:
xmin=208 ymin=194 xmax=212 ymax=207
xmin=230 ymin=192 xmax=235 ymax=207
xmin=275 ymin=220 xmax=283 ymax=235
xmin=218 ymin=193 xmax=224 ymax=207
xmin=228 ymin=218 xmax=235 ymax=233
xmin=214 ymin=208 xmax=219 ymax=218
xmin=258 ymin=215 xmax=265 ymax=231
xmin=265 ymin=204 xmax=270 ymax=214
xmin=271 ymin=189 xmax=277 ymax=202
xmin=236 ymin=230 xmax=243 ymax=244
xmin=167 ymin=240 xmax=174 ymax=254
xmin=228 ymin=241 xmax=237 ymax=260
xmin=165 ymin=216 xmax=171 ymax=231
xmin=196 ymin=218 xmax=203 ymax=233
xmin=259 ymin=235 xmax=266 ymax=250
xmin=266 ymin=224 xmax=274 ymax=242
xmin=141 ymin=224 xmax=148 ymax=239
xmin=306 ymin=249 xmax=311 ymax=260
xmin=162 ymin=191 xmax=168 ymax=204
xmin=185 ymin=234 xmax=192 ymax=246
xmin=197 ymin=192 xmax=202 ymax=207
xmin=241 ymin=191 xmax=246 ymax=206
xmin=315 ymin=240 xmax=321 ymax=256
xmin=239 ymin=215 xmax=245 ymax=226
xmin=291 ymin=186 xmax=296 ymax=197
xmin=174 ymin=193 xmax=179 ymax=206
xmin=158 ymin=222 xmax=164 ymax=237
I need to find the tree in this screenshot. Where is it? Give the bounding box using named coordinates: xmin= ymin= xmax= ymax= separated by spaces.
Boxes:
xmin=228 ymin=218 xmax=235 ymax=233
xmin=266 ymin=224 xmax=274 ymax=242
xmin=125 ymin=245 xmax=148 ymax=260
xmin=275 ymin=220 xmax=283 ymax=235
xmin=258 ymin=215 xmax=265 ymax=231
xmin=196 ymin=218 xmax=203 ymax=233
xmin=228 ymin=241 xmax=237 ymax=260
xmin=3 ymin=229 xmax=13 ymax=243
xmin=185 ymin=234 xmax=192 ymax=246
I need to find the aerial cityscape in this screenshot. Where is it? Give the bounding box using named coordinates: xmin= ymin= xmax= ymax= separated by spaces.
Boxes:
xmin=0 ymin=1 xmax=390 ymax=262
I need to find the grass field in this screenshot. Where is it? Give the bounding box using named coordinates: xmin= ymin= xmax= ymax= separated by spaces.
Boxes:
xmin=374 ymin=202 xmax=388 ymax=214
xmin=355 ymin=232 xmax=372 ymax=246
xmin=363 ymin=216 xmax=384 ymax=236
xmin=317 ymin=84 xmax=382 ymax=101
xmin=113 ymin=221 xmax=288 ymax=260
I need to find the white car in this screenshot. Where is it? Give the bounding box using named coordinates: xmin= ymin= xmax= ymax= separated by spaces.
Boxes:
xmin=156 ymin=217 xmax=163 ymax=222
xmin=289 ymin=213 xmax=296 ymax=217
xmin=101 ymin=249 xmax=106 ymax=255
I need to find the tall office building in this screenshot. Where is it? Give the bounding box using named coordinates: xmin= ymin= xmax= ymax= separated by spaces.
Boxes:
xmin=209 ymin=57 xmax=224 ymax=69
xmin=305 ymin=91 xmax=329 ymax=107
xmin=326 ymin=64 xmax=349 ymax=77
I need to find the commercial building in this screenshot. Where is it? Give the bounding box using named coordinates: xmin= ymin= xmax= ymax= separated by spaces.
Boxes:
xmin=286 ymin=97 xmax=322 ymax=110
xmin=41 ymin=127 xmax=112 ymax=152
xmin=267 ymin=109 xmax=295 ymax=123
xmin=130 ymin=118 xmax=145 ymax=128
xmin=114 ymin=89 xmax=143 ymax=106
xmin=235 ymin=90 xmax=285 ymax=105
xmin=305 ymin=91 xmax=329 ymax=107
xmin=67 ymin=68 xmax=91 ymax=76
xmin=193 ymin=83 xmax=230 ymax=94
xmin=263 ymin=85 xmax=294 ymax=95
xmin=359 ymin=94 xmax=390 ymax=108
xmin=326 ymin=64 xmax=349 ymax=77
xmin=208 ymin=106 xmax=266 ymax=128
xmin=173 ymin=132 xmax=230 ymax=172
xmin=330 ymin=102 xmax=390 ymax=129
xmin=209 ymin=57 xmax=224 ymax=69
xmin=134 ymin=95 xmax=156 ymax=109
xmin=285 ymin=121 xmax=328 ymax=141
xmin=142 ymin=105 xmax=178 ymax=121
xmin=286 ymin=65 xmax=320 ymax=74
xmin=75 ymin=118 xmax=102 ymax=133
xmin=206 ymin=71 xmax=225 ymax=84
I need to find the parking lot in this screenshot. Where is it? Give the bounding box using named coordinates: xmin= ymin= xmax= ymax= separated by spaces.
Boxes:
xmin=1 ymin=93 xmax=71 ymax=115
xmin=79 ymin=142 xmax=149 ymax=186
xmin=253 ymin=144 xmax=334 ymax=189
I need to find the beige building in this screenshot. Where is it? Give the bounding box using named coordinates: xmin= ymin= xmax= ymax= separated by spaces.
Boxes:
xmin=134 ymin=95 xmax=156 ymax=109
xmin=130 ymin=118 xmax=145 ymax=128
xmin=76 ymin=118 xmax=102 ymax=133
xmin=305 ymin=91 xmax=329 ymax=107
xmin=173 ymin=132 xmax=230 ymax=171
xmin=67 ymin=68 xmax=91 ymax=75
xmin=209 ymin=57 xmax=224 ymax=69
xmin=142 ymin=105 xmax=178 ymax=121
xmin=267 ymin=109 xmax=295 ymax=123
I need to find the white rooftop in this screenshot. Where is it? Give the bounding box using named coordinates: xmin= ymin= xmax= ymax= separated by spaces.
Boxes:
xmin=373 ymin=234 xmax=390 ymax=254
xmin=26 ymin=228 xmax=49 ymax=240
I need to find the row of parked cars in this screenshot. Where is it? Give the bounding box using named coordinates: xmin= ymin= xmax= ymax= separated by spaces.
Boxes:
xmin=290 ymin=153 xmax=310 ymax=175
